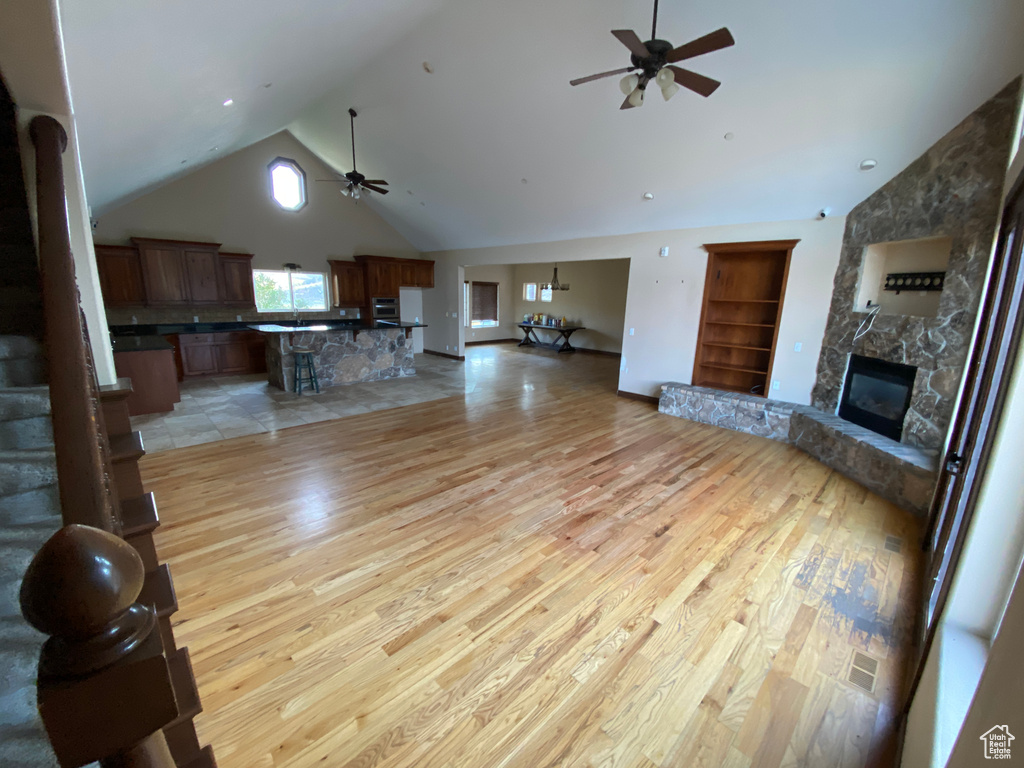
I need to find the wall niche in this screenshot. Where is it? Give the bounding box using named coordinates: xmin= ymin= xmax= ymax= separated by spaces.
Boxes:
xmin=855 ymin=236 xmax=952 ymax=319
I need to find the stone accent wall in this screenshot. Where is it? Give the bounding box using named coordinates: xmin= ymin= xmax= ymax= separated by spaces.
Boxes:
xmin=265 ymin=328 xmax=414 ymax=391
xmin=812 ymin=78 xmax=1020 ymax=450
xmin=790 ymin=407 xmax=938 ymax=515
xmin=658 ymin=382 xmax=794 ymax=442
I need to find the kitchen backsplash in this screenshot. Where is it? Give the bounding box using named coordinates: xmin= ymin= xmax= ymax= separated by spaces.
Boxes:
xmin=105 ymin=306 xmax=362 ymax=326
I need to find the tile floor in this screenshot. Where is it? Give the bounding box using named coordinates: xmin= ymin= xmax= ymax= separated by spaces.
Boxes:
xmin=132 ymin=352 xmax=474 ymax=452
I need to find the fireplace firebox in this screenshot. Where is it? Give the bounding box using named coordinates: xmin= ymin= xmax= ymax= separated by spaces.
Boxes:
xmin=838 ymin=355 xmax=917 ymax=441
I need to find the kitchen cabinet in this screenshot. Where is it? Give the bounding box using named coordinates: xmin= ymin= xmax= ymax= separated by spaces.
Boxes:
xmin=176 ymin=331 xmax=267 ymax=379
xmin=220 ymin=253 xmax=256 ymax=307
xmin=95 ymin=244 xmax=146 ymax=306
xmin=328 ymin=260 xmax=365 ymax=307
xmin=413 ymin=259 xmax=434 ymax=288
xmin=364 ymin=259 xmax=401 ymax=298
xmin=132 ymin=238 xmax=224 ymax=306
xmin=355 ymin=255 xmax=435 ymax=297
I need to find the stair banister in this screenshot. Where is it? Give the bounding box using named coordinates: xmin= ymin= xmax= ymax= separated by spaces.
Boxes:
xmin=29 ymin=115 xmax=117 ymax=532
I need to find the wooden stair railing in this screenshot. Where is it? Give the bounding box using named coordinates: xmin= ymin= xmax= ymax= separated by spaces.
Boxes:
xmin=26 ymin=115 xmax=216 ymax=767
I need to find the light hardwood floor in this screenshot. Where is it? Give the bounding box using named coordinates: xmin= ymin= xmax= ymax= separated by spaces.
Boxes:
xmin=143 ymin=346 xmax=922 ymax=768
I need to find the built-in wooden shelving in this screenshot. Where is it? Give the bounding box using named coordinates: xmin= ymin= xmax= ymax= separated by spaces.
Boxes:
xmin=692 ymin=240 xmax=798 ymax=397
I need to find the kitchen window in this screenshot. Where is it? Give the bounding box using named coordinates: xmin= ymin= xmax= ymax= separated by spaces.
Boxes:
xmin=470 ymin=281 xmax=499 ymax=328
xmin=253 ymin=269 xmax=327 ymax=312
xmin=523 ymin=282 xmax=537 ymax=302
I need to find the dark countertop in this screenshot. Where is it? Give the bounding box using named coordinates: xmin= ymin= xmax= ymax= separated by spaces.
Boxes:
xmin=518 ymin=323 xmax=586 ymax=330
xmin=249 ymin=321 xmax=428 ymax=333
xmin=109 ymin=319 xmax=427 ymax=337
xmin=111 ymin=335 xmax=174 ymax=353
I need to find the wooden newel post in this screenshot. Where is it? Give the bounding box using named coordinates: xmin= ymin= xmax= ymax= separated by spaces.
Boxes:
xmin=19 ymin=525 xmax=179 ymax=768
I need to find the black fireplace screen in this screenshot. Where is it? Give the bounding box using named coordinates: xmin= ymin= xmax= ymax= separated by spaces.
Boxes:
xmin=838 ymin=355 xmax=917 ymax=441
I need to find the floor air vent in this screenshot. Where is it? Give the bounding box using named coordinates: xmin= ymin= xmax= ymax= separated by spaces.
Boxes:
xmin=847 ymin=651 xmax=879 ymax=693
xmin=884 ymin=535 xmax=903 ymax=553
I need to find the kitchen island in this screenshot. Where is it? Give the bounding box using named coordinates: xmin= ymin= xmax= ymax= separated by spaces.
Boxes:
xmin=250 ymin=320 xmax=427 ymax=392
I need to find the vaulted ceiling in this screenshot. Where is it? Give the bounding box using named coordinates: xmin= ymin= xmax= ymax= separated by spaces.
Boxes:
xmin=61 ymin=0 xmax=1024 ymax=251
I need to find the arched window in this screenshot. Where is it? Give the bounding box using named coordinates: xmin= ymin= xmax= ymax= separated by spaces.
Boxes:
xmin=268 ymin=157 xmax=306 ymax=211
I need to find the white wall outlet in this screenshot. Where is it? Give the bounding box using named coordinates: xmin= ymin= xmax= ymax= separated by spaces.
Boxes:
xmin=339 ymin=309 xmax=346 ymax=316
xmin=236 ymin=315 xmax=242 ymax=321
xmin=193 ymin=315 xmax=199 ymax=323
xmin=130 ymin=315 xmax=137 ymax=324
xmin=794 ymin=342 xmax=802 ymax=352
xmin=772 ymin=380 xmax=781 ymax=390
xmin=660 ymin=246 xmax=669 ymax=258
xmin=471 ymin=332 xmax=476 ymax=337
xmin=629 ymin=328 xmax=635 ymax=336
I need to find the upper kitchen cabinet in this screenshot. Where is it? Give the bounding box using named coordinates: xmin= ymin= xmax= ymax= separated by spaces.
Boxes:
xmin=355 ymin=255 xmax=435 ymax=297
xmin=133 ymin=238 xmax=193 ymax=305
xmin=328 ymin=260 xmax=365 ymax=308
xmin=95 ymin=244 xmax=145 ymax=306
xmin=182 ymin=245 xmax=222 ymax=304
xmin=219 ymin=253 xmax=256 ymax=307
xmin=413 ymin=259 xmax=434 ymax=289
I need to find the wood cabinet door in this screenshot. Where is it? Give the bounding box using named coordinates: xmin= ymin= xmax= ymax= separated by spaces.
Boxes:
xmin=138 ymin=246 xmax=190 ymax=304
xmin=181 ymin=343 xmax=217 ymax=376
xmin=220 ymin=255 xmax=255 ymax=306
xmin=184 ymin=248 xmax=221 ymax=304
xmin=215 ymin=341 xmax=250 ymax=374
xmin=414 ymin=260 xmax=434 ymax=288
xmin=332 ymin=263 xmax=365 ymax=307
xmin=399 ymin=262 xmax=417 ymax=288
xmin=95 ymin=245 xmax=145 ymax=306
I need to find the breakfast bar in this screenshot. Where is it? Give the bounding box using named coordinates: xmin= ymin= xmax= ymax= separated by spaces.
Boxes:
xmin=250 ymin=320 xmax=426 ymax=392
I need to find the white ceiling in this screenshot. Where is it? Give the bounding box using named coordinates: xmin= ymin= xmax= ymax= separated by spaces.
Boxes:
xmin=62 ymin=0 xmax=1024 ymax=251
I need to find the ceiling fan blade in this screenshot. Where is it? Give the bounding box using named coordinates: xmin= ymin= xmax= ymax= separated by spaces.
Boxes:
xmin=362 ymin=183 xmax=389 ymax=195
xmin=362 ymin=180 xmax=388 ymax=185
xmin=611 ymin=29 xmax=650 ymax=60
xmin=667 ymin=66 xmax=721 ymax=97
xmin=570 ymin=66 xmax=636 ymax=86
xmin=315 ymin=179 xmax=346 ymax=182
xmin=665 ymin=27 xmax=735 ymax=63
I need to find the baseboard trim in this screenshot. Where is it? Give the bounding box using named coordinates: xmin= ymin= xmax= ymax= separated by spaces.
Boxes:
xmin=617 ymin=389 xmax=660 ymax=405
xmin=465 ymin=339 xmax=519 ymax=347
xmin=576 ymin=348 xmax=622 ymax=358
xmin=424 ymin=349 xmax=465 ymax=361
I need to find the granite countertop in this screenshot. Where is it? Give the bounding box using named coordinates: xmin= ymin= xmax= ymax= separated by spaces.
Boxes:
xmin=110 ymin=335 xmax=174 ymax=353
xmin=249 ymin=321 xmax=428 ymax=333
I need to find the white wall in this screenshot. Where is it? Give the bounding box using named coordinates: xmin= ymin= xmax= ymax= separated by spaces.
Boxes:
xmin=2 ymin=0 xmax=116 ymax=384
xmin=512 ymin=260 xmax=629 ymax=354
xmin=398 ymin=286 xmax=424 ymax=353
xmin=92 ymin=130 xmax=421 ymax=280
xmin=464 ymin=264 xmax=516 ymax=343
xmin=426 ymin=217 xmax=846 ymax=402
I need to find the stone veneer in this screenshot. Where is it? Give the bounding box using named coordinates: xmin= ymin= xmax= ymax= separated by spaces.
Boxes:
xmin=264 ymin=328 xmax=414 ymax=392
xmin=812 ymin=78 xmax=1020 ymax=451
xmin=659 ymin=382 xmax=794 ymax=442
xmin=658 ymin=383 xmax=938 ymax=515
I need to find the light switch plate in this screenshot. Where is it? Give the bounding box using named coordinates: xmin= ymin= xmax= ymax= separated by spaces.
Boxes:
xmin=794 ymin=342 xmax=802 ymax=352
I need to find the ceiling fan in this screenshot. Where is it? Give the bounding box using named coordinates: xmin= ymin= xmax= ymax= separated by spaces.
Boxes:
xmin=570 ymin=0 xmax=734 ymax=110
xmin=316 ymin=108 xmax=389 ymax=199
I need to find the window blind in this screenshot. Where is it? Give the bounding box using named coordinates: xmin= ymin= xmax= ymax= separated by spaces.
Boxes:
xmin=471 ymin=282 xmax=499 ymax=324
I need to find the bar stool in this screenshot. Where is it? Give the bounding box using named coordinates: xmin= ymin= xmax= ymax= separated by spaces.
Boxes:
xmin=292 ymin=348 xmax=319 ymax=394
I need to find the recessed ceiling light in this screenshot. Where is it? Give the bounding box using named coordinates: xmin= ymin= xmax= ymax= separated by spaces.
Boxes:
xmin=724 ymin=132 xmax=735 ymax=141
xmin=521 ymin=178 xmax=528 ymax=184
xmin=222 ymin=99 xmax=234 ymax=107
xmin=180 ymin=160 xmax=187 ymax=165
xmin=859 ymin=158 xmax=878 ymax=171
xmin=422 ymin=62 xmax=434 ymax=74
xmin=209 ymin=146 xmax=218 ymax=152
xmin=407 ymin=190 xmax=414 ymax=195
xmin=420 ymin=201 xmax=426 ymax=207
xmin=263 ymin=83 xmax=272 ymax=89
xmin=642 ymin=192 xmax=654 ymax=201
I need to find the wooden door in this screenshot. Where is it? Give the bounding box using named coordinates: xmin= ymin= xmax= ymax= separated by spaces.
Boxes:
xmin=181 ymin=343 xmax=217 ymax=376
xmin=215 ymin=341 xmax=250 ymax=374
xmin=330 ymin=261 xmax=365 ymax=307
xmin=95 ymin=244 xmax=145 ymax=306
xmin=137 ymin=245 xmax=189 ymax=304
xmin=184 ymin=247 xmax=221 ymax=304
xmin=220 ymin=254 xmax=255 ymax=306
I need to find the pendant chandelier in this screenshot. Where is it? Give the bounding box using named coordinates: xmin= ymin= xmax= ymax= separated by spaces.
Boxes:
xmin=541 ymin=265 xmax=570 ymax=292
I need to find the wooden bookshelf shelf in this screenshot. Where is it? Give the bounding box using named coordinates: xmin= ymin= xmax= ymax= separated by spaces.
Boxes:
xmin=692 ymin=239 xmax=797 ymax=397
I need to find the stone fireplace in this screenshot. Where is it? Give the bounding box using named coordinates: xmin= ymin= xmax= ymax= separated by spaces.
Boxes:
xmin=838 ymin=355 xmax=917 ymax=441
xmin=812 ymin=78 xmax=1020 ymax=453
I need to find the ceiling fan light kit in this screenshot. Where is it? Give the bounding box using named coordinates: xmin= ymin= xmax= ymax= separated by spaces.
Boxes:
xmin=570 ymin=0 xmax=734 ymax=110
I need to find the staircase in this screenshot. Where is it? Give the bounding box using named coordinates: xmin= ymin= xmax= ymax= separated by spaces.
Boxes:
xmin=0 ymin=75 xmax=60 ymax=767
